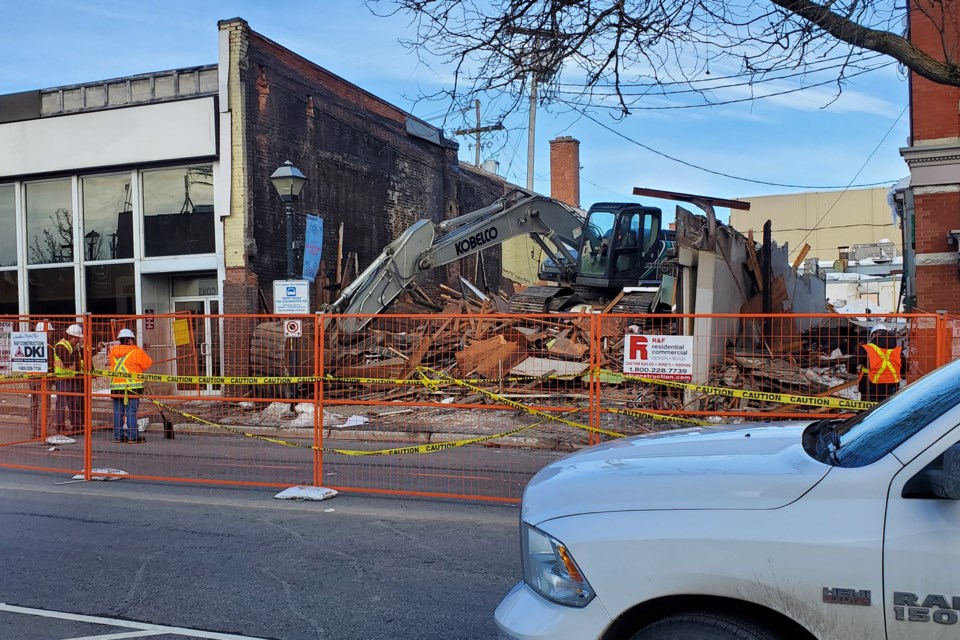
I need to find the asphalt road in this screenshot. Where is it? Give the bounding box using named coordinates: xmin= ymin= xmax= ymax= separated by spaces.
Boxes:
xmin=0 ymin=430 xmax=568 ymax=501
xmin=0 ymin=470 xmax=522 ymax=639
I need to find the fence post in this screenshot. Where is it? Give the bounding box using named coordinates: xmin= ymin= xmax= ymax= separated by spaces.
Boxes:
xmin=83 ymin=313 xmax=92 ymax=481
xmin=936 ymin=310 xmax=950 ymax=368
xmin=590 ymin=313 xmax=600 ymax=447
xmin=313 ymin=313 xmax=324 ymax=486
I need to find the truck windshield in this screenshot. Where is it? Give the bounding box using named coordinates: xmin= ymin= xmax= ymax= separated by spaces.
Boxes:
xmin=833 ymin=358 xmax=960 ymax=467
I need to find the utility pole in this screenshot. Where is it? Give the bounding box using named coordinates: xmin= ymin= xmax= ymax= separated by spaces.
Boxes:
xmin=527 ymin=75 xmax=537 ymax=190
xmin=474 ymin=99 xmax=481 ymax=166
xmin=452 ymin=100 xmax=504 ymax=167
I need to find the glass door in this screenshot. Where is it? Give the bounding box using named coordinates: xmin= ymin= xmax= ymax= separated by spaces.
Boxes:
xmin=172 ymin=297 xmax=221 ymax=394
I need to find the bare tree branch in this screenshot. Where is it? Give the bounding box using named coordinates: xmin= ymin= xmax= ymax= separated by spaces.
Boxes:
xmin=371 ymin=0 xmax=959 ymax=120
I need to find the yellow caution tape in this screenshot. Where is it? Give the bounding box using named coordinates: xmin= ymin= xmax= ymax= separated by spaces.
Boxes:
xmin=91 ymin=370 xmax=324 ymax=385
xmin=605 ymin=407 xmax=710 ymax=426
xmin=606 ymin=369 xmax=875 ymax=411
xmin=335 ymin=419 xmax=551 ymax=456
xmin=89 ymin=369 xmax=585 ymax=386
xmin=95 ymin=367 xmax=872 ymax=414
xmin=419 ymin=366 xmax=627 ymax=439
xmin=135 ymin=391 xmax=556 ymax=455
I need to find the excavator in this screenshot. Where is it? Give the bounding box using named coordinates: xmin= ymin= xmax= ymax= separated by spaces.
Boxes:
xmin=324 ymin=188 xmax=688 ymax=333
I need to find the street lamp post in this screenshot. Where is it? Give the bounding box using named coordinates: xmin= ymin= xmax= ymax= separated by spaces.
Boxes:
xmin=270 ymin=161 xmax=308 ymax=279
xmin=84 ymin=230 xmax=101 ymax=261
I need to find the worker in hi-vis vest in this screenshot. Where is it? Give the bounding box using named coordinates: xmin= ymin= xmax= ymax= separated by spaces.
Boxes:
xmin=847 ymin=323 xmax=906 ymax=403
xmin=109 ymin=328 xmax=153 ymax=444
xmin=53 ymin=324 xmax=84 ymax=435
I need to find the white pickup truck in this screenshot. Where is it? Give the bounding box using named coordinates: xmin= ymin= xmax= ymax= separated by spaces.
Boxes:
xmin=495 ymin=358 xmax=960 ymax=640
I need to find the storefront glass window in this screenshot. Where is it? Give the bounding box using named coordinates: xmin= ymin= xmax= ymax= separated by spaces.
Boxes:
xmin=85 ymin=264 xmax=136 ymax=315
xmin=142 ymin=165 xmax=215 ymax=257
xmin=0 ymin=271 xmax=18 ymax=315
xmin=82 ymin=174 xmax=134 ymax=261
xmin=26 ymin=180 xmax=74 ymax=265
xmin=28 ymin=268 xmax=76 ymax=315
xmin=0 ymin=186 xmax=17 ymax=268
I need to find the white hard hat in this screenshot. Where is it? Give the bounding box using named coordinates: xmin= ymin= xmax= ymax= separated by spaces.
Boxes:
xmin=35 ymin=321 xmax=50 ymax=332
xmin=117 ymin=328 xmax=135 ymax=340
xmin=870 ymin=322 xmax=887 ymax=334
xmin=66 ymin=324 xmax=83 ymax=338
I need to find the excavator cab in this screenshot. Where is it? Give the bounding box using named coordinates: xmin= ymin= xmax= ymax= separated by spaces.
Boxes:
xmin=576 ymin=203 xmax=665 ymax=288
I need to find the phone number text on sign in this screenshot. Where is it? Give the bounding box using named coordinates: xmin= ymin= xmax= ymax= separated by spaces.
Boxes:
xmin=623 ymin=334 xmax=694 ymax=381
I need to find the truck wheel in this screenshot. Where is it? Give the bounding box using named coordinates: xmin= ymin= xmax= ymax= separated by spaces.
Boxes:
xmin=630 ymin=612 xmax=780 ymax=640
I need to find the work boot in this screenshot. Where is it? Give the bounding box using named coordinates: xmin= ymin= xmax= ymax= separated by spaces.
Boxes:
xmin=126 ymin=436 xmax=146 ymax=444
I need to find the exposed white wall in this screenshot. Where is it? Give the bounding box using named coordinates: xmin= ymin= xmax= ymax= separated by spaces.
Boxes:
xmin=0 ymin=97 xmax=216 ymax=178
xmin=826 ymin=276 xmax=902 ymax=313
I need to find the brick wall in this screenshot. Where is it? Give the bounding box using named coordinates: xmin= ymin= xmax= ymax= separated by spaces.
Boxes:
xmin=914 ymin=191 xmax=960 ymax=254
xmin=910 ymin=0 xmax=960 ymax=142
xmin=916 ymin=263 xmax=960 ymax=311
xmin=230 ymin=26 xmax=505 ymax=313
xmin=906 ymin=0 xmax=960 ymax=313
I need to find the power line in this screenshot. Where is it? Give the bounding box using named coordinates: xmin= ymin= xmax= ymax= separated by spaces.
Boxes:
xmin=562 ymin=62 xmax=894 ymax=110
xmin=557 ymin=51 xmax=880 ymax=88
xmin=574 ymin=107 xmax=903 ymax=189
xmin=792 ymin=104 xmax=909 ymax=251
xmin=555 ymin=59 xmax=888 ymax=98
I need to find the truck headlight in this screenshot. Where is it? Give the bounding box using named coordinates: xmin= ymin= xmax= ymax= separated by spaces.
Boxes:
xmin=522 ymin=523 xmax=595 ymax=607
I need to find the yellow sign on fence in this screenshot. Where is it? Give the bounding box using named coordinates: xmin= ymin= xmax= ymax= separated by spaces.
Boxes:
xmin=172 ymin=319 xmax=191 ymax=347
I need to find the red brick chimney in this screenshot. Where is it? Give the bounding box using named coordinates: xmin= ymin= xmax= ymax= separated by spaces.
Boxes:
xmin=550 ymin=136 xmax=580 ymax=208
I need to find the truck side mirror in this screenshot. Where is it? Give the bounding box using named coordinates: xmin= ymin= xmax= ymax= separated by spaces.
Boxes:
xmin=940 ymin=443 xmax=960 ymax=499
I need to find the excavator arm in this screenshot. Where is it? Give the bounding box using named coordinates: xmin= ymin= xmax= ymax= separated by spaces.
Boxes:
xmin=326 ymin=190 xmax=584 ymax=332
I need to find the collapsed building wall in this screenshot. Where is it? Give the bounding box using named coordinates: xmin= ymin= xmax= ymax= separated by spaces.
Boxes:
xmin=676 ymin=208 xmax=826 ymax=382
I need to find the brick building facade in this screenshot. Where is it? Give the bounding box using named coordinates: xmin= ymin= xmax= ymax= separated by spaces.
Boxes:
xmin=219 ymin=18 xmax=506 ymax=314
xmin=900 ymin=0 xmax=960 ymax=312
xmin=0 ymin=17 xmax=510 ymax=390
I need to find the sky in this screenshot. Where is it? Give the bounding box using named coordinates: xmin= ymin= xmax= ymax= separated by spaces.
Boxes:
xmin=0 ymin=0 xmax=911 ymax=223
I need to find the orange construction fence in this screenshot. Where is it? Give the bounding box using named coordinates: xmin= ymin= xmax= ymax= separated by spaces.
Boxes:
xmin=0 ymin=311 xmax=950 ymax=503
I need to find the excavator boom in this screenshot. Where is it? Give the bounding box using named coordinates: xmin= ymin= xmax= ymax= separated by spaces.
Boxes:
xmin=326 ymin=190 xmax=584 ymax=332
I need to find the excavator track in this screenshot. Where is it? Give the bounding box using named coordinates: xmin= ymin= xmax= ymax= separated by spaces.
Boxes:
xmin=611 ymin=290 xmax=678 ymax=332
xmin=508 ymin=285 xmax=573 ymax=314
xmin=610 ymin=290 xmax=658 ymax=315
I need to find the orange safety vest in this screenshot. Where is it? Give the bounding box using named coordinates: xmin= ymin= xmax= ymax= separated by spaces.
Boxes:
xmin=862 ymin=343 xmax=902 ymax=385
xmin=109 ymin=344 xmax=153 ymax=391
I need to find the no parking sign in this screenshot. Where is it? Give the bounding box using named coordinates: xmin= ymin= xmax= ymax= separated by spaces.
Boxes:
xmin=284 ymin=320 xmax=303 ymax=338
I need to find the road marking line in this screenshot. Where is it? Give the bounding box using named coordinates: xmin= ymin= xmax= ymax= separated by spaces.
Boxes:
xmin=60 ymin=631 xmax=167 ymax=639
xmin=0 ymin=603 xmax=270 ymax=639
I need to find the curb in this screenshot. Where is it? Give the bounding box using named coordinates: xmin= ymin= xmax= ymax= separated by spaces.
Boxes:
xmin=154 ymin=421 xmax=580 ymax=451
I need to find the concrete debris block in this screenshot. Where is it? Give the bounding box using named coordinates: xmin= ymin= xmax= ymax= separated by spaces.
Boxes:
xmin=72 ymin=468 xmax=128 ymax=481
xmin=511 ymin=357 xmax=589 ymax=377
xmin=287 ymin=414 xmax=316 ymax=428
xmin=340 ymin=415 xmax=369 ymax=427
xmin=46 ymin=435 xmax=75 ymax=445
xmin=295 ymin=403 xmax=314 ymax=416
xmin=238 ymin=402 xmax=256 ymax=410
xmin=274 ymin=486 xmax=338 ymax=501
xmin=262 ymin=402 xmax=294 ymax=417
